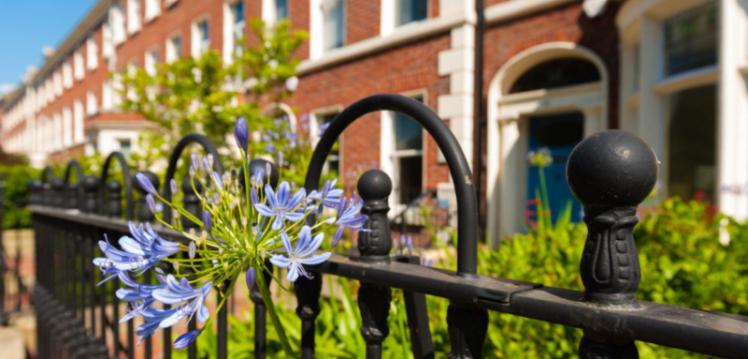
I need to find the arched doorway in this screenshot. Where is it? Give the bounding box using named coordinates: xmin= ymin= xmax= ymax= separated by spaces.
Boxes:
xmin=486 ymin=43 xmax=608 ymax=244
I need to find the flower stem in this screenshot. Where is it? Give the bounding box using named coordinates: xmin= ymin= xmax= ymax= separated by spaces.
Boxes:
xmin=255 ymin=267 xmax=295 ymax=356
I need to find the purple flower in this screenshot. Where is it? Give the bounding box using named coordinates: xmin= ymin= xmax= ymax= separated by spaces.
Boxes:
xmin=174 ymin=330 xmax=201 ymax=349
xmin=234 ymin=117 xmax=249 ymax=151
xmin=332 ymin=197 xmax=367 ymax=244
xmin=269 ymin=226 xmax=331 ymax=282
xmin=170 ymin=179 xmax=178 ymax=195
xmin=152 ymin=275 xmax=212 ymax=327
xmin=116 ymin=272 xmax=163 ymax=304
xmin=146 ymin=194 xmax=162 ymax=214
xmin=201 ymin=210 xmax=212 ymax=232
xmin=254 ymin=182 xmax=306 ymax=230
xmin=245 ymin=267 xmax=256 ymax=290
xmin=92 ymin=222 xmax=179 ymax=274
xmin=308 ymin=179 xmax=344 ymax=210
xmin=136 ymin=172 xmax=157 ymax=195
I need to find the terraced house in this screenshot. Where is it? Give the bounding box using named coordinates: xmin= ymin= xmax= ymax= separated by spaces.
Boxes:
xmin=0 ymin=0 xmax=743 ymax=243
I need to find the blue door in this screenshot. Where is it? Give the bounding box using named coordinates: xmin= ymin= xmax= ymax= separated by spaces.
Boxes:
xmin=526 ymin=112 xmax=584 ymax=225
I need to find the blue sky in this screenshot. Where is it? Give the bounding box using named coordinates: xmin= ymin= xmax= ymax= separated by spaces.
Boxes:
xmin=0 ymin=0 xmax=97 ymax=95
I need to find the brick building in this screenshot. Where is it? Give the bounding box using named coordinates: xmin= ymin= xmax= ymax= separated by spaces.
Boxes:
xmin=0 ymin=0 xmax=740 ymax=243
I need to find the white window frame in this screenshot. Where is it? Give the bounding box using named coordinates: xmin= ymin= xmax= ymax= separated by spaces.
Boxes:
xmin=380 ymin=0 xmax=429 ymax=36
xmin=110 ymin=4 xmax=126 ymax=45
xmin=262 ymin=0 xmax=288 ymax=26
xmin=380 ymin=92 xmax=425 ymax=214
xmin=86 ymin=91 xmax=98 ymax=116
xmin=103 ymin=22 xmax=114 ymax=58
xmin=166 ymin=34 xmax=182 ymax=63
xmin=145 ymin=48 xmax=159 ymax=75
xmin=102 ymin=80 xmax=113 ymax=111
xmin=144 ymin=0 xmax=160 ymax=22
xmin=310 ymin=0 xmax=346 ymax=59
xmin=191 ymin=17 xmax=211 ymax=58
xmin=223 ymin=0 xmax=246 ymax=64
xmin=86 ymin=36 xmax=98 ymax=70
xmin=127 ymin=0 xmax=141 ymax=35
xmin=73 ymin=101 xmax=84 ymax=143
xmin=74 ymin=50 xmax=85 ymax=81
xmin=310 ymin=106 xmax=344 ymax=176
xmin=63 ymin=62 xmax=73 ymax=89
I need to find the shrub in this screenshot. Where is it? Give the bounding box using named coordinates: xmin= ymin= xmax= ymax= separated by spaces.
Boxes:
xmin=0 ymin=165 xmax=39 ymax=229
xmin=174 ymin=197 xmax=748 ymax=357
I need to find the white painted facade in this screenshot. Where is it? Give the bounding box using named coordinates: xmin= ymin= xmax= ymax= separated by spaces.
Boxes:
xmin=617 ymin=0 xmax=748 ymax=221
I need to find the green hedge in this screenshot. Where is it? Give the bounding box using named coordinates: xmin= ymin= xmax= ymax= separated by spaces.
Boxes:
xmin=0 ymin=165 xmax=39 ymax=229
xmin=180 ymin=197 xmax=747 ymax=357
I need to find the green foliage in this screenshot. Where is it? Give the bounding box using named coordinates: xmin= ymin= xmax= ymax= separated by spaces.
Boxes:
xmin=0 ymin=165 xmax=39 ymax=229
xmin=171 ymin=194 xmax=748 ymax=358
xmin=117 ymin=19 xmax=311 ymax=184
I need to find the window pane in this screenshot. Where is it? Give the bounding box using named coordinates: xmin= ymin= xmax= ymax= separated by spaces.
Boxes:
xmin=233 ymin=1 xmax=245 ymax=24
xmin=396 ymin=0 xmax=427 ymax=26
xmin=394 ymin=114 xmax=422 ymax=150
xmin=664 ymin=3 xmax=717 ymax=76
xmin=398 ymin=156 xmax=422 ymax=204
xmin=276 ymin=0 xmax=288 ymax=19
xmin=668 ymin=85 xmax=716 ymax=201
xmin=509 ymin=58 xmax=600 ymax=93
xmin=323 ymin=0 xmax=345 ymax=50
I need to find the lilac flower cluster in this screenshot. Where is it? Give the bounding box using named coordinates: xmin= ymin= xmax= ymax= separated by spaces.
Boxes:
xmin=91 ymin=117 xmax=367 ymax=351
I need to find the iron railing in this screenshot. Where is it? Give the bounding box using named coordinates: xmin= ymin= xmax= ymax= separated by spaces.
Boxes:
xmin=29 ymin=94 xmax=748 ymax=358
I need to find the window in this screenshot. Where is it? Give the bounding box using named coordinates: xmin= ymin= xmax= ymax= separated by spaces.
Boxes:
xmin=102 ymin=80 xmax=113 ymax=110
xmin=127 ymin=0 xmax=141 ymax=34
xmin=224 ymin=1 xmax=245 ymax=63
xmin=166 ymin=35 xmax=182 ymax=62
xmin=664 ymin=3 xmax=717 ymax=76
xmin=396 ymin=0 xmax=427 ymax=26
xmin=73 ymin=101 xmax=84 ymax=143
xmin=63 ymin=62 xmax=73 ymax=89
xmin=509 ymin=58 xmax=601 ymax=93
xmin=314 ymin=112 xmax=341 ymax=176
xmin=63 ymin=107 xmax=72 ymax=147
xmin=191 ymin=19 xmax=210 ymax=57
xmin=118 ymin=138 xmax=132 ymax=155
xmin=392 ymin=107 xmax=423 ymax=205
xmin=668 ymin=85 xmax=716 ymax=202
xmin=103 ymin=22 xmax=114 ymax=58
xmin=144 ymin=0 xmax=160 ymax=21
xmin=111 ymin=4 xmax=126 ymax=45
xmin=145 ymin=49 xmax=159 ymax=75
xmin=86 ymin=36 xmax=98 ymax=70
xmin=74 ymin=51 xmax=84 ymax=80
xmin=322 ymin=0 xmax=345 ymax=52
xmin=86 ymin=91 xmax=98 ymax=115
xmin=263 ymin=0 xmax=288 ymax=24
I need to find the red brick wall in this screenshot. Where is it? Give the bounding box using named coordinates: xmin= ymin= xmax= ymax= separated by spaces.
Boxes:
xmin=347 ymin=0 xmax=381 ymax=45
xmin=289 ymin=33 xmax=452 ymax=190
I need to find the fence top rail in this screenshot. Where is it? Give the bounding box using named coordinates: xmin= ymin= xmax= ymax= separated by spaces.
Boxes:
xmin=28 ymin=204 xmax=748 ymax=357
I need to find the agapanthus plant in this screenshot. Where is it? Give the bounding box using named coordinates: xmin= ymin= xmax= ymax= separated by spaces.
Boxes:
xmin=92 ymin=117 xmax=366 ymax=354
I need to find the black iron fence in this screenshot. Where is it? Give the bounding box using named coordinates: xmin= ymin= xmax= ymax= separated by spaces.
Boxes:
xmin=28 ymin=94 xmax=748 ymax=358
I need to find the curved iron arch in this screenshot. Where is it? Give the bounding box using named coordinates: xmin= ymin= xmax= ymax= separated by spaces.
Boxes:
xmin=101 ymin=152 xmax=135 ymax=220
xmin=162 ymin=133 xmax=224 ymax=222
xmin=303 ymin=94 xmax=479 ymax=275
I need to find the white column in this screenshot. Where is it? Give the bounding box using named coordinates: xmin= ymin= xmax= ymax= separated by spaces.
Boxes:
xmin=717 ymin=0 xmax=748 ymax=218
xmin=637 ymin=16 xmax=666 ymax=198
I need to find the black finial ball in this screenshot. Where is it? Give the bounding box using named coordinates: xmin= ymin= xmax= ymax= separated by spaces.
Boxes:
xmin=357 ymin=169 xmax=392 ymax=200
xmin=248 ymin=159 xmax=279 ymax=187
xmin=566 ymin=130 xmax=658 ymax=208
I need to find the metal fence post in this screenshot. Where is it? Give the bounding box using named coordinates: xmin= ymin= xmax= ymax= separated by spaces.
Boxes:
xmin=356 ymin=169 xmax=393 ymax=359
xmin=566 ymin=130 xmax=658 ymax=358
xmin=247 ymin=159 xmax=278 ymax=359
